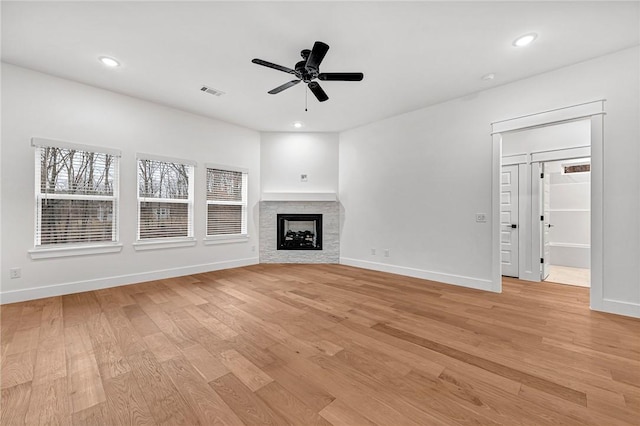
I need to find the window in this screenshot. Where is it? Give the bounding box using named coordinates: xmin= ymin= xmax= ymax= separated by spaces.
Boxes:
xmin=33 ymin=139 xmax=120 ymax=249
xmin=206 ymin=166 xmax=248 ymax=239
xmin=137 ymin=155 xmax=195 ymax=241
xmin=562 ymin=162 xmax=591 ymax=174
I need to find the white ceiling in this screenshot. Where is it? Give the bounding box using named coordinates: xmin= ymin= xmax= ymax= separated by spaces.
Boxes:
xmin=2 ymin=1 xmax=639 ymax=132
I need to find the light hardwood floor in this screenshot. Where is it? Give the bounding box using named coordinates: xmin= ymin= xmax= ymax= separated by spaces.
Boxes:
xmin=546 ymin=265 xmax=590 ymax=287
xmin=1 ymin=264 xmax=639 ymax=425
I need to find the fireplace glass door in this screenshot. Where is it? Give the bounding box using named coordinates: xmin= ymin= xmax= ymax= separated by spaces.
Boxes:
xmin=277 ymin=214 xmax=322 ymax=250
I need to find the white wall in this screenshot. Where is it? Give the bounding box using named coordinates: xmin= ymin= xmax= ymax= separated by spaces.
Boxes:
xmin=260 ymin=132 xmax=339 ymax=194
xmin=339 ymin=46 xmax=639 ymax=317
xmin=1 ymin=63 xmax=261 ymax=302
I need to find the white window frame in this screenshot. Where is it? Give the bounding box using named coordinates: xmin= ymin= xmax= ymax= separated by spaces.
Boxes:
xmin=204 ymin=164 xmax=249 ymax=245
xmin=28 ymin=137 xmax=123 ymax=259
xmin=134 ymin=154 xmax=196 ymax=251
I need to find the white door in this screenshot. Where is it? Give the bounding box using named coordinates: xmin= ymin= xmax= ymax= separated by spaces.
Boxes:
xmin=541 ymin=164 xmax=551 ymax=280
xmin=501 ymin=165 xmax=519 ymax=277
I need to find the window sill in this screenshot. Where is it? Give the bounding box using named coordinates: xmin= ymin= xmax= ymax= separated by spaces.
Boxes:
xmin=204 ymin=234 xmax=249 ymax=245
xmin=133 ymin=238 xmax=197 ymax=251
xmin=29 ymin=243 xmax=123 ymax=259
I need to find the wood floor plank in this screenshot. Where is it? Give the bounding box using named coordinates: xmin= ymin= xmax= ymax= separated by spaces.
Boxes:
xmin=71 ymin=402 xmax=110 ymax=426
xmin=1 ymin=350 xmax=36 ymax=389
xmin=1 ymin=382 xmax=32 ymax=426
xmin=143 ymin=332 xmax=182 ymax=363
xmin=184 ymin=305 xmax=239 ymax=339
xmin=67 ymin=362 xmax=106 ymax=414
xmin=162 ymin=357 xmax=244 ymax=425
xmin=25 ymin=376 xmax=71 ymax=426
xmin=126 ymin=350 xmax=199 ymax=425
xmin=104 ymin=307 xmax=147 ymax=356
xmin=1 ymin=264 xmax=638 ymax=425
xmin=62 ymin=293 xmax=101 ymax=329
xmin=180 ymin=343 xmax=229 ymax=382
xmin=6 ymin=327 xmax=40 ymax=355
xmin=219 ymin=348 xmax=274 ymax=391
xmin=256 ymin=381 xmax=333 ymax=426
xmin=371 ymin=322 xmax=588 ymax=406
xmin=319 ymin=398 xmax=378 ymax=426
xmin=85 ymin=313 xmax=131 ymax=380
xmin=210 ymin=373 xmax=290 ymax=425
xmin=31 ymin=334 xmax=67 ymax=388
xmin=262 ymin=363 xmax=336 ymax=412
xmin=103 ymin=371 xmax=156 ymax=426
xmin=124 ymin=304 xmax=162 ymax=337
xmin=17 ymin=302 xmax=45 ymax=331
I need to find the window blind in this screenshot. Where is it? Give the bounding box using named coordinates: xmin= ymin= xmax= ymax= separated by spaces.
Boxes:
xmin=35 ymin=145 xmax=119 ymax=246
xmin=206 ymin=168 xmax=247 ymax=236
xmin=137 ymin=158 xmax=194 ymax=240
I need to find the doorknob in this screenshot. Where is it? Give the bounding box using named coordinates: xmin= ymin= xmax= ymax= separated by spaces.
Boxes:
xmin=547 ymin=224 xmax=554 ymax=228
xmin=511 ymin=224 xmax=517 ymax=229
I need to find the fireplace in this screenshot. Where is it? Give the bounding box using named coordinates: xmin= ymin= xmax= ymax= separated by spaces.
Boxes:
xmin=277 ymin=214 xmax=322 ymax=250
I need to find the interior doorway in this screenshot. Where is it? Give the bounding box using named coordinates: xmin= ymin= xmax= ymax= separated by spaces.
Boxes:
xmin=490 ymin=100 xmax=605 ymax=311
xmin=541 ymin=158 xmax=591 ymax=287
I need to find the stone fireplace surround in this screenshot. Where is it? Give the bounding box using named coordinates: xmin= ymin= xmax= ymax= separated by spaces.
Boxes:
xmin=259 ymin=198 xmax=339 ymax=263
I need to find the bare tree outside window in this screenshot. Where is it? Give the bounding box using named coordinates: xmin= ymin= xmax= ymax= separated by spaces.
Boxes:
xmin=36 ymin=146 xmax=118 ymax=245
xmin=137 ymin=158 xmax=193 ymax=239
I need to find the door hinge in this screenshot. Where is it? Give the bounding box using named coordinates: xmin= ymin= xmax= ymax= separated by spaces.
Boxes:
xmin=540 ymin=215 xmax=544 ymax=221
xmin=540 ymin=172 xmax=544 ymax=178
xmin=540 ymin=258 xmax=544 ymax=264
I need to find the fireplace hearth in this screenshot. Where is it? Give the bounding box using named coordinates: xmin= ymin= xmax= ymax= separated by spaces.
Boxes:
xmin=277 ymin=214 xmax=322 ymax=250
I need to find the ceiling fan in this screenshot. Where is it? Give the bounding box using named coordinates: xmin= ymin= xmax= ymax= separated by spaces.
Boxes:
xmin=252 ymin=41 xmax=364 ymax=102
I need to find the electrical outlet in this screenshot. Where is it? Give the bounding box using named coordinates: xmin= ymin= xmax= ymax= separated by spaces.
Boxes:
xmin=9 ymin=268 xmax=21 ymax=279
xmin=251 ymin=245 xmax=256 ymax=252
xmin=476 ymin=213 xmax=487 ymax=223
xmin=300 ymin=174 xmax=308 ymax=182
xmin=384 ymin=249 xmax=390 ymax=257
xmin=370 ymin=248 xmax=376 ymax=255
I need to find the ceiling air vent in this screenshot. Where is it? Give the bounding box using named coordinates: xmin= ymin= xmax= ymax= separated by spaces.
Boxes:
xmin=200 ymin=85 xmax=225 ymax=97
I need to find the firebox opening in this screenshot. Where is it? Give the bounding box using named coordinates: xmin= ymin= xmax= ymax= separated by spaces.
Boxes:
xmin=277 ymin=214 xmax=322 ymax=250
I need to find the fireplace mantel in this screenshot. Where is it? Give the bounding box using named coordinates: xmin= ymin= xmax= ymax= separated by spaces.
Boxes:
xmin=260 ymin=192 xmax=337 ymax=202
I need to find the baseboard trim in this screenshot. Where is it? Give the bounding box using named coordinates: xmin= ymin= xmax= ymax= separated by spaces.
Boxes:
xmin=0 ymin=257 xmax=259 ymax=304
xmin=593 ymin=298 xmax=640 ymax=319
xmin=339 ymin=257 xmax=496 ymax=292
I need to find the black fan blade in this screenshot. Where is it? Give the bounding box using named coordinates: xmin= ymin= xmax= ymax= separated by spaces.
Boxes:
xmin=308 ymin=81 xmax=328 ymax=102
xmin=268 ymin=79 xmax=301 ymax=94
xmin=252 ymin=58 xmax=296 ymax=75
xmin=318 ymin=72 xmax=364 ymax=81
xmin=305 ymin=41 xmax=329 ymax=71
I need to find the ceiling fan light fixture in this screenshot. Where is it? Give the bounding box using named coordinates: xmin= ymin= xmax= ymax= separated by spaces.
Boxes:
xmin=513 ymin=33 xmax=538 ymax=47
xmin=99 ymin=56 xmax=120 ymax=67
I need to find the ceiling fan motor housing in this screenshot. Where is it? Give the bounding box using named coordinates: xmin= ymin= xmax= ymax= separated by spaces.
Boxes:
xmin=295 ymin=59 xmax=319 ymax=83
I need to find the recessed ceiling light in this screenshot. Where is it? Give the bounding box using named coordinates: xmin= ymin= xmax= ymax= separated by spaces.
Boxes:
xmin=482 ymin=73 xmax=496 ymax=81
xmin=292 ymin=121 xmax=304 ymax=129
xmin=99 ymin=56 xmax=120 ymax=67
xmin=513 ymin=33 xmax=537 ymax=48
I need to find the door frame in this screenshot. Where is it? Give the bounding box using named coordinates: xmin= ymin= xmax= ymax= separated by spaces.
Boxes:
xmin=490 ymin=100 xmax=605 ymax=312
